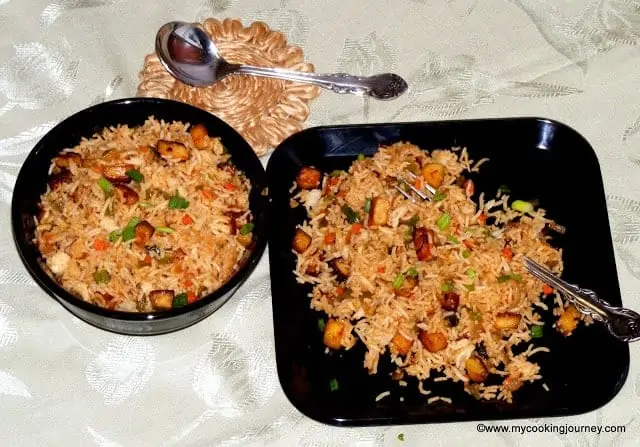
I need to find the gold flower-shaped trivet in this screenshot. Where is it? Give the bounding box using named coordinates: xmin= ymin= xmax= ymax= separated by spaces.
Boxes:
xmin=137 ymin=18 xmax=321 ymax=156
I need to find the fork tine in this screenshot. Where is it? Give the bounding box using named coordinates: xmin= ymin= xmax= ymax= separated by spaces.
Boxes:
xmin=394 ymin=184 xmax=415 ymax=202
xmin=398 ymin=177 xmax=430 ymax=201
xmin=523 ymin=256 xmax=572 ymax=295
xmin=405 ymin=171 xmax=437 ymax=195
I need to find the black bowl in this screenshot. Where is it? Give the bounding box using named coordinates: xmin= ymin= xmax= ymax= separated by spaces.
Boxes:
xmin=11 ymin=97 xmax=269 ymax=335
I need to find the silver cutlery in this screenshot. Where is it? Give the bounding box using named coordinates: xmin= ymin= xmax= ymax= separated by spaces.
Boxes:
xmin=155 ymin=21 xmax=409 ymax=100
xmin=524 ymin=256 xmax=640 ymax=343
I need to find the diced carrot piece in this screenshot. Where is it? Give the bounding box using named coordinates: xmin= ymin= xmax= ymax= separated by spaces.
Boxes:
xmin=337 ymin=190 xmax=346 ymax=198
xmin=324 ymin=233 xmax=336 ymax=244
xmin=187 ymin=291 xmax=197 ymax=304
xmin=201 ymin=188 xmax=215 ymax=200
xmin=143 ymin=255 xmax=152 ymax=265
xmin=377 ymin=266 xmax=386 ymax=273
xmin=224 ymin=182 xmax=237 ymax=191
xmin=463 ymin=240 xmax=474 ymax=250
xmin=542 ymin=284 xmax=553 ymax=295
xmin=93 ymin=239 xmax=107 ymax=250
xmin=501 ymin=246 xmax=513 ymax=261
xmin=477 ymin=213 xmax=487 ymax=225
xmin=182 ymin=214 xmax=194 ymax=225
xmin=350 ymin=223 xmax=363 ymax=235
xmin=336 ymin=286 xmax=345 ymax=297
xmin=184 ymin=279 xmax=193 ymax=288
xmin=413 ymin=177 xmax=423 ymax=190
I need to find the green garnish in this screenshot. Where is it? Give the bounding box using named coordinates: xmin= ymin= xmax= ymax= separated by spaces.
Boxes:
xmin=447 ymin=235 xmax=460 ymax=244
xmin=330 ymin=170 xmax=344 ymax=177
xmin=173 ymin=293 xmax=188 ymax=308
xmin=398 ymin=433 xmax=405 ymax=442
xmin=127 ymin=217 xmax=141 ymax=228
xmin=239 ymin=223 xmax=254 ymax=235
xmin=497 ymin=273 xmax=522 ymax=283
xmin=462 ymin=249 xmax=471 ymax=259
xmin=342 ymin=205 xmax=361 ymax=224
xmin=138 ymin=201 xmax=154 ymax=208
xmin=357 ymin=153 xmax=366 ymax=161
xmin=108 ymin=230 xmax=122 ymax=243
xmin=440 ymin=281 xmax=453 ymax=292
xmin=405 ymin=267 xmax=419 ymax=277
xmin=122 ymin=226 xmax=136 ymax=242
xmin=402 ymin=215 xmax=419 ymax=228
xmin=125 ymin=169 xmax=144 ymax=183
xmin=392 ymin=273 xmax=405 ymax=289
xmin=511 ymin=200 xmax=534 ymax=213
xmin=329 ymin=378 xmax=339 ymax=392
xmin=120 ymin=217 xmax=141 ymax=242
xmin=155 ymin=226 xmax=174 ymax=234
xmin=433 ymin=191 xmax=447 ymax=202
xmin=318 ymin=318 xmax=326 ymax=332
xmin=531 ymin=325 xmax=544 ymax=339
xmin=363 ymin=198 xmax=372 ymax=213
xmin=437 ymin=212 xmax=451 ymax=231
xmin=168 ymin=191 xmax=189 ymax=210
xmin=470 ymin=311 xmax=482 ymax=321
xmin=464 ymin=283 xmax=475 ymax=291
xmin=93 ymin=269 xmax=110 ymax=284
xmin=465 ymin=268 xmax=477 ymax=278
xmin=498 ymin=184 xmax=511 ymax=194
xmin=97 ymin=177 xmax=113 ymax=197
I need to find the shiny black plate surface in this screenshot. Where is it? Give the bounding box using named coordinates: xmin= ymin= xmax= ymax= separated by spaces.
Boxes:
xmin=266 ymin=118 xmax=629 ymax=426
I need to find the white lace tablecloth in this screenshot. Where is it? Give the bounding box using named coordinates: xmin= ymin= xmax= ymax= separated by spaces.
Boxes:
xmin=2 ymin=1 xmax=640 ymax=445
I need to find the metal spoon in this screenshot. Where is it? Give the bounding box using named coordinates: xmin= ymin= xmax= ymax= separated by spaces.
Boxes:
xmin=155 ymin=21 xmax=408 ymax=100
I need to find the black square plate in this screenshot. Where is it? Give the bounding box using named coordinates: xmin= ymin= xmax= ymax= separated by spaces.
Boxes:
xmin=266 ymin=118 xmax=630 ymax=426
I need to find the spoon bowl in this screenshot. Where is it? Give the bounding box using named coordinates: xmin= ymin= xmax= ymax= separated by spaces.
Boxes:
xmin=155 ymin=21 xmax=408 ymax=100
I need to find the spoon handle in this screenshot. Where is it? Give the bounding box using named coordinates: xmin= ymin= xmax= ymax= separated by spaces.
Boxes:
xmin=233 ymin=65 xmax=404 ymax=100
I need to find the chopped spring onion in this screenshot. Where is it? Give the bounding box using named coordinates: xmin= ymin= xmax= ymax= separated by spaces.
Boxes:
xmin=341 ymin=205 xmax=361 ymax=224
xmin=405 ymin=267 xmax=419 ymax=277
xmin=155 ymin=226 xmax=174 ymax=234
xmin=447 ymin=235 xmax=460 ymax=244
xmin=433 ymin=191 xmax=447 ymax=202
xmin=531 ymin=325 xmax=544 ymax=339
xmin=108 ymin=230 xmax=122 ymax=243
xmin=121 ymin=217 xmax=142 ymax=242
xmin=125 ymin=169 xmax=144 ymax=183
xmin=440 ymin=281 xmax=453 ymax=292
xmin=330 ymin=170 xmax=344 ymax=177
xmin=168 ymin=191 xmax=189 ymax=210
xmin=470 ymin=310 xmax=482 ymax=321
xmin=363 ymin=198 xmax=372 ymax=213
xmin=465 ymin=268 xmax=477 ymax=278
xmin=93 ymin=269 xmax=110 ymax=284
xmin=392 ymin=273 xmax=405 ymax=289
xmin=173 ymin=293 xmax=188 ymax=308
xmin=239 ymin=223 xmax=254 ymax=235
xmin=329 ymin=378 xmax=339 ymax=392
xmin=464 ymin=283 xmax=475 ymax=291
xmin=511 ymin=200 xmax=534 ymax=213
xmin=318 ymin=318 xmax=326 ymax=332
xmin=437 ymin=212 xmax=451 ymax=231
xmin=498 ymin=184 xmax=511 ymax=195
xmin=397 ymin=433 xmax=405 ymax=442
xmin=462 ymin=249 xmax=471 ymax=259
xmin=357 ymin=153 xmax=366 ymax=161
xmin=138 ymin=201 xmax=154 ymax=208
xmin=497 ymin=273 xmax=522 ymax=283
xmin=97 ymin=177 xmax=113 ymax=196
xmin=402 ymin=215 xmax=419 ymax=228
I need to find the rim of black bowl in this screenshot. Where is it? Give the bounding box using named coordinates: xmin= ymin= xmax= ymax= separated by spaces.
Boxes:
xmin=11 ymin=97 xmax=268 ymax=325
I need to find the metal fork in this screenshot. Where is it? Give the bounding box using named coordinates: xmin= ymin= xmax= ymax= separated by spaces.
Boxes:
xmin=523 ymin=256 xmax=640 ymax=343
xmin=394 ymin=170 xmax=436 ymax=202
